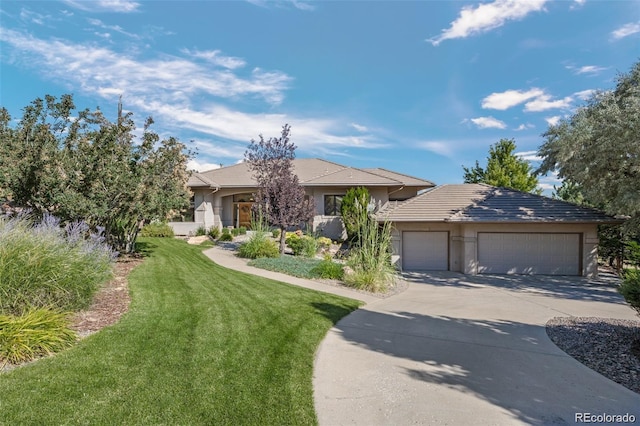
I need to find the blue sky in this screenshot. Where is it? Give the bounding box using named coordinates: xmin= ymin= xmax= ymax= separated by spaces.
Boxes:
xmin=1 ymin=0 xmax=639 ymax=193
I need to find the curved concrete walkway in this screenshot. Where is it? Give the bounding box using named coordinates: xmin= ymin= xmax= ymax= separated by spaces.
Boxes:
xmin=203 ymin=247 xmax=640 ymax=425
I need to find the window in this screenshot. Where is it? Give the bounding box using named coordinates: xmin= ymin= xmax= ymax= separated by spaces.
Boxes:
xmin=324 ymin=195 xmax=343 ymax=216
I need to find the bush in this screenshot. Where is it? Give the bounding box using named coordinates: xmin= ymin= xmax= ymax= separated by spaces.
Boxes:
xmin=238 ymin=233 xmax=279 ymax=259
xmin=208 ymin=227 xmax=220 ymax=240
xmin=248 ymin=256 xmax=322 ymax=279
xmin=620 ymin=269 xmax=640 ymax=316
xmin=218 ymin=233 xmax=233 ymax=242
xmin=139 ymin=222 xmax=174 ymax=238
xmin=0 ymin=214 xmax=115 ymax=315
xmin=286 ymin=234 xmax=318 ymax=257
xmin=317 ymin=237 xmax=333 ymax=250
xmin=272 ymin=229 xmax=281 ymax=239
xmin=0 ymin=308 xmax=77 ymax=365
xmin=344 ymin=216 xmax=395 ymax=293
xmin=310 ymin=257 xmax=344 ymax=280
xmin=195 ymin=226 xmax=207 ymax=236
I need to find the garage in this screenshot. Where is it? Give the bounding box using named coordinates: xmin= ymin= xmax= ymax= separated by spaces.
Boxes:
xmin=402 ymin=231 xmax=449 ymax=271
xmin=477 ymin=233 xmax=581 ymax=275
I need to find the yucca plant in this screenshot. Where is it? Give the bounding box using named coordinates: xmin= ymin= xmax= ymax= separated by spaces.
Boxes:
xmin=0 ymin=308 xmax=77 ymax=367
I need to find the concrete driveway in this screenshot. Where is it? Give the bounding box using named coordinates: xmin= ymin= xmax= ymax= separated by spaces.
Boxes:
xmin=314 ymin=272 xmax=640 ymax=425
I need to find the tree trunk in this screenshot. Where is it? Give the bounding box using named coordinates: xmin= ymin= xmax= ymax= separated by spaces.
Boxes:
xmin=279 ymin=226 xmax=287 ymax=254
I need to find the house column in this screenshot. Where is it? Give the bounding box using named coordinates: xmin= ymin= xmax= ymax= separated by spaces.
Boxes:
xmin=212 ymin=193 xmax=223 ymax=230
xmin=462 ymin=227 xmax=478 ymax=274
xmin=583 ymin=230 xmax=599 ymax=278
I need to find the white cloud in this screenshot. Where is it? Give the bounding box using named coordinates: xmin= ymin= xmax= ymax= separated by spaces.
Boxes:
xmin=566 ymin=64 xmax=607 ymax=75
xmin=538 ymin=171 xmax=561 ymax=193
xmin=419 ymin=141 xmax=454 ymax=157
xmin=181 ymin=49 xmax=246 ymax=70
xmin=515 ymin=150 xmax=541 ymax=162
xmin=187 ymin=159 xmax=222 ymax=172
xmin=570 ymin=0 xmax=586 ymax=9
xmin=545 ymin=116 xmax=561 ymax=126
xmin=0 ymin=28 xmax=291 ymax=105
xmin=469 ymin=116 xmax=507 ymax=129
xmin=87 ymin=18 xmax=139 ymax=39
xmin=573 ymin=89 xmax=595 ymax=101
xmin=514 ymin=123 xmax=534 ymax=131
xmin=63 ymin=0 xmax=140 ymax=13
xmin=611 ymin=21 xmax=640 ymax=40
xmin=524 ymin=95 xmax=572 ymax=112
xmin=246 ymin=0 xmax=315 ymax=11
xmin=481 ymin=88 xmax=544 ymax=110
xmin=350 ymin=123 xmax=368 ymax=132
xmin=428 ymin=0 xmax=548 ymax=46
xmin=20 ymin=8 xmax=49 ymax=25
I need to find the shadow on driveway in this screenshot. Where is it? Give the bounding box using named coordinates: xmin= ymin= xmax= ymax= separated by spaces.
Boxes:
xmin=400 ymin=270 xmax=625 ymax=304
xmin=326 ymin=308 xmax=640 ymax=424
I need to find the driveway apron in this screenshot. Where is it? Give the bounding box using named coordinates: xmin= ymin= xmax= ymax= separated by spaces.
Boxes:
xmin=314 ymin=272 xmax=640 ymax=425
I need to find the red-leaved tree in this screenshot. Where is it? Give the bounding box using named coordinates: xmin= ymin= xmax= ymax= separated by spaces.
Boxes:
xmin=245 ymin=124 xmax=315 ymax=254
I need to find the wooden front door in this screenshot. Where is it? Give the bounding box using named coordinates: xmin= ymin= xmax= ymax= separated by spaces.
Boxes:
xmin=237 ymin=203 xmax=253 ymax=228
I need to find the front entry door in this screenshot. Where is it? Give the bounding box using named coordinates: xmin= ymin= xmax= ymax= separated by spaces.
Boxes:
xmin=237 ymin=203 xmax=253 ymax=228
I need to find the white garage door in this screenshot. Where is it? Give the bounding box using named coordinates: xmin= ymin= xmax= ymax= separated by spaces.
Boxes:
xmin=402 ymin=231 xmax=449 ymax=271
xmin=477 ymin=233 xmax=581 ymax=275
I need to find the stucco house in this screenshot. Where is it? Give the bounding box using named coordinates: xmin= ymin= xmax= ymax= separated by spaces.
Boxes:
xmin=172 ymin=158 xmax=620 ymax=278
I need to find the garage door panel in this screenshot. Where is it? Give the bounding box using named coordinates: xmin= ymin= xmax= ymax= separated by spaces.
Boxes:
xmin=402 ymin=231 xmax=448 ymax=271
xmin=478 ymin=233 xmax=580 ymax=275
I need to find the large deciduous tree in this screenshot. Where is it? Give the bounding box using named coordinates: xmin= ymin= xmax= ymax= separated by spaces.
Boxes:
xmin=245 ymin=124 xmax=315 ymax=254
xmin=0 ymin=94 xmax=193 ymax=253
xmin=463 ymin=138 xmax=540 ymax=193
xmin=538 ymin=60 xmax=640 ymax=229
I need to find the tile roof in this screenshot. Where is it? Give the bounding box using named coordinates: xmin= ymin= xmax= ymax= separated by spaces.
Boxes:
xmin=193 ymin=158 xmax=434 ymax=189
xmin=362 ymin=168 xmax=435 ymax=187
xmin=187 ymin=173 xmax=217 ymax=188
xmin=377 ymin=184 xmax=622 ymax=224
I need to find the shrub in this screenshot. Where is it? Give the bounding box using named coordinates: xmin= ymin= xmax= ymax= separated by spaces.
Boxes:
xmin=208 ymin=227 xmax=220 ymax=240
xmin=248 ymin=256 xmax=322 ymax=279
xmin=238 ymin=233 xmax=279 ymax=259
xmin=195 ymin=226 xmax=207 ymax=236
xmin=317 ymin=237 xmax=333 ymax=250
xmin=620 ymin=269 xmax=640 ymax=316
xmin=310 ymin=257 xmax=344 ymax=280
xmin=272 ymin=229 xmax=281 ymax=239
xmin=341 ymin=187 xmax=371 ymax=242
xmin=286 ymin=234 xmax=318 ymax=257
xmin=222 ymin=227 xmax=230 ymax=235
xmin=218 ymin=233 xmax=233 ymax=242
xmin=0 ymin=308 xmax=77 ymax=366
xmin=0 ymin=214 xmax=115 ymax=315
xmin=139 ymin=222 xmax=174 ymax=238
xmin=238 ymin=226 xmax=247 ymax=235
xmin=344 ymin=216 xmax=395 ymax=293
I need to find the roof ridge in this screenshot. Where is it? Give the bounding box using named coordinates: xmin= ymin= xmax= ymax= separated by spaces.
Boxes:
xmin=364 ymin=167 xmax=434 ymax=185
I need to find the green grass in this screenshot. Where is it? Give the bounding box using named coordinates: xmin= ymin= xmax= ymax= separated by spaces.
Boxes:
xmin=0 ymin=238 xmax=361 ymax=425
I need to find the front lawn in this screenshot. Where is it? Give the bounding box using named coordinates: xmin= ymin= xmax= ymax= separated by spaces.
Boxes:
xmin=0 ymin=238 xmax=361 ymax=425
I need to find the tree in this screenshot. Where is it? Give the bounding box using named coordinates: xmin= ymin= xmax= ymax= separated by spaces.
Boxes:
xmin=245 ymin=124 xmax=315 ymax=254
xmin=537 ymin=60 xmax=640 ymax=230
xmin=0 ymin=95 xmax=193 ymax=253
xmin=463 ymin=138 xmax=540 ymax=193
xmin=340 ymin=186 xmax=371 ymax=243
